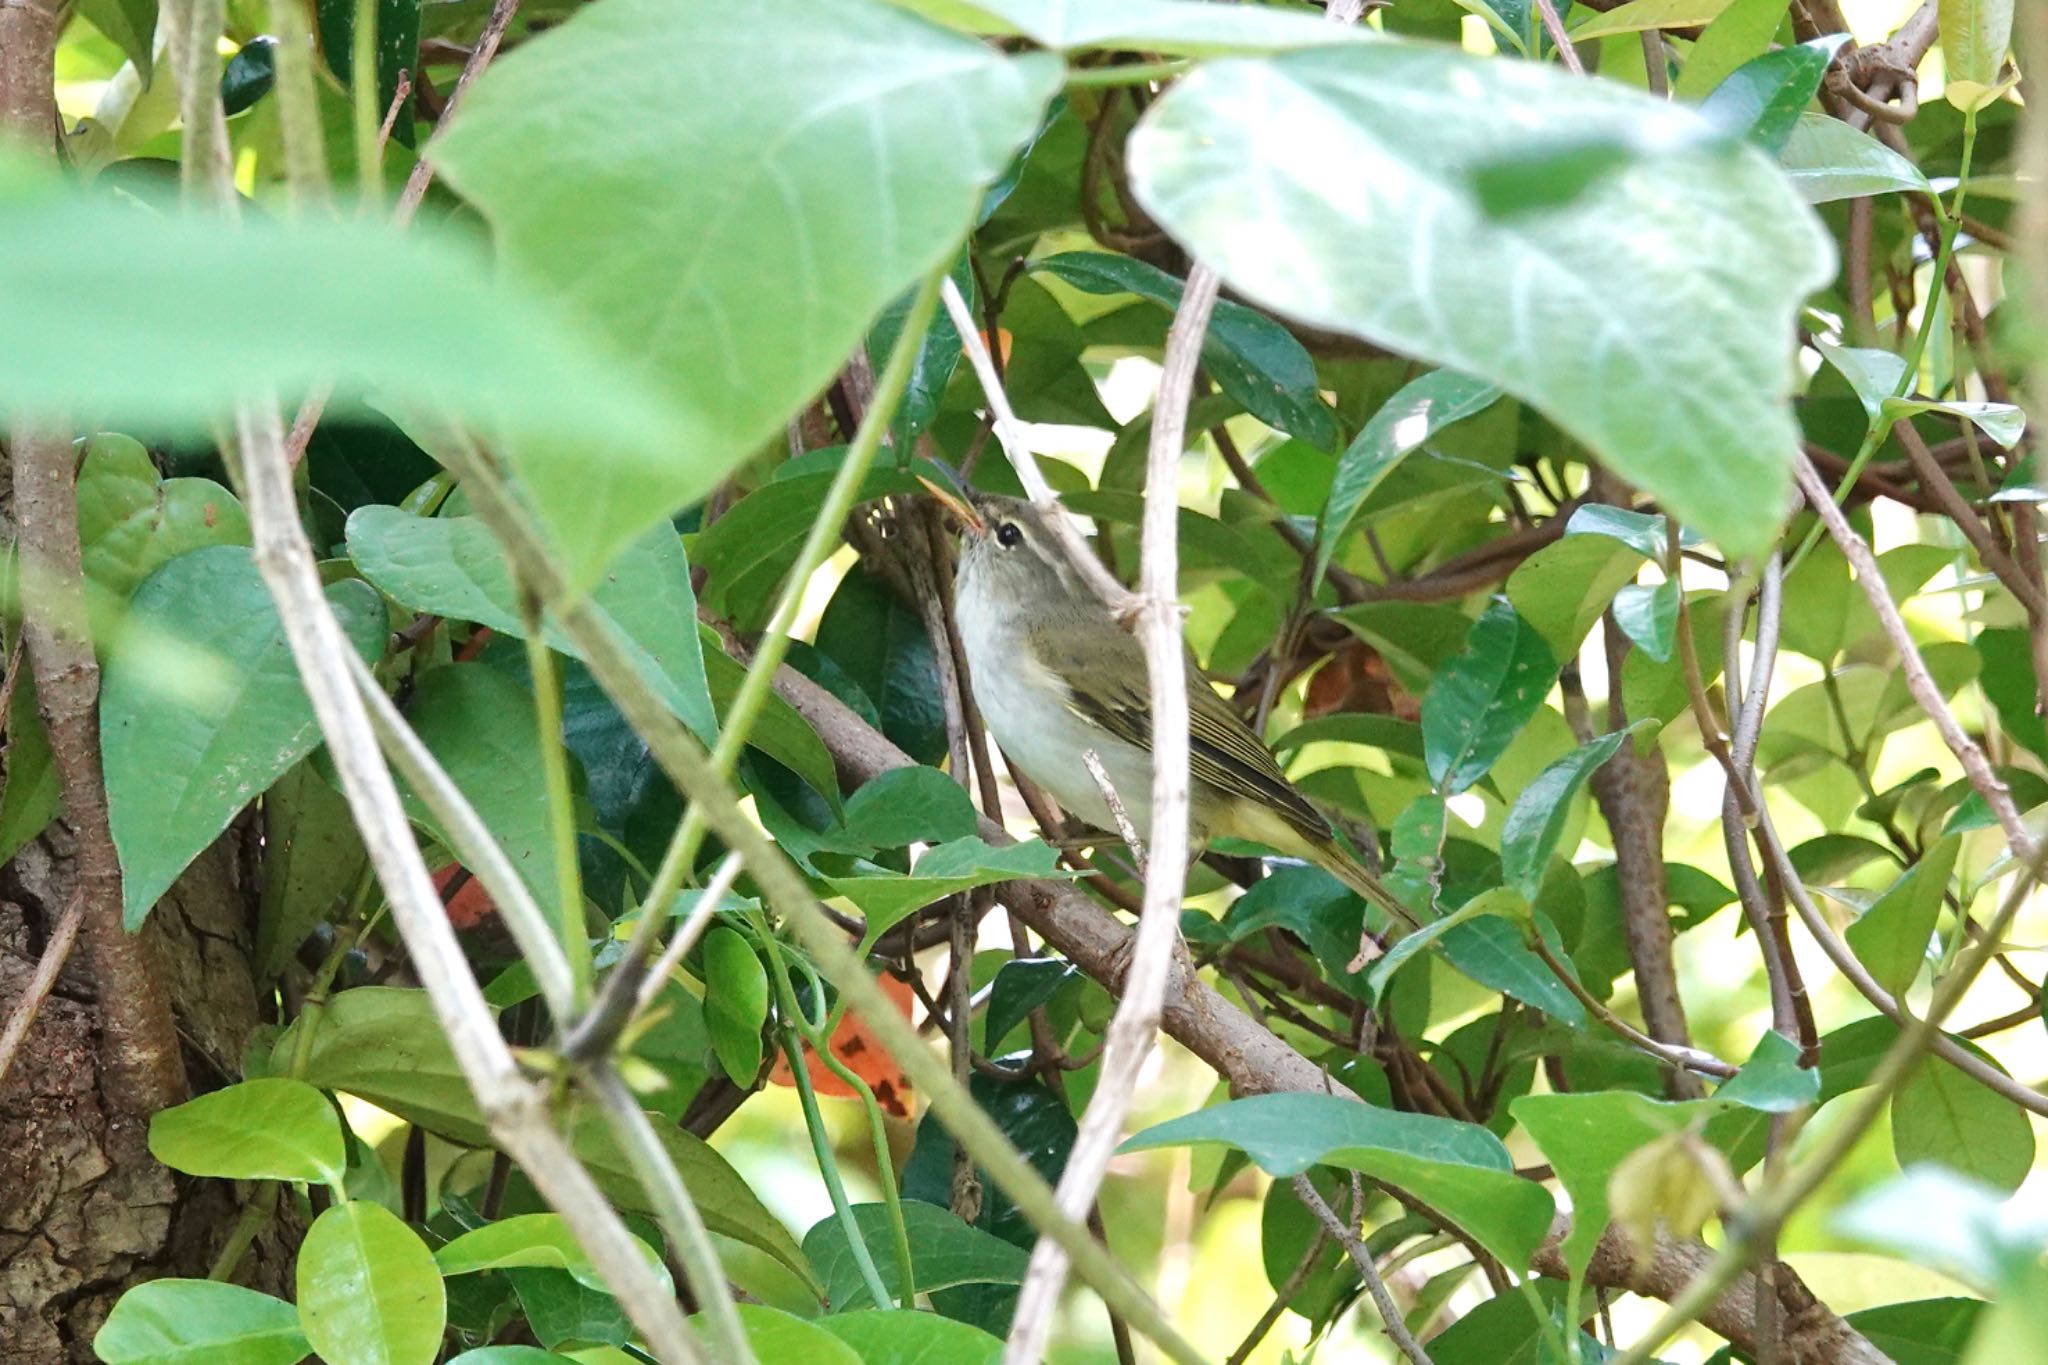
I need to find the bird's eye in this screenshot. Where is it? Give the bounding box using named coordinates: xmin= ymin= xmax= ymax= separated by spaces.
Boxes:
xmin=996 ymin=522 xmax=1023 ymax=548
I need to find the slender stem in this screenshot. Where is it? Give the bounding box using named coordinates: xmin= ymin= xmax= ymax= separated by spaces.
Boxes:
xmin=1004 ymin=262 xmax=1220 ymax=1365
xmin=812 ymin=1032 xmax=917 ymax=1311
xmin=266 ymin=0 xmax=331 ymax=206
xmin=581 ymin=1067 xmax=757 ymax=1365
xmin=523 ymin=591 xmax=593 ymax=1004
xmin=0 ymin=888 xmax=83 ymax=1091
xmin=1292 ymin=1175 xmax=1434 ymax=1365
xmin=1063 ymin=59 xmax=1190 ymax=89
xmin=630 ymin=851 xmax=744 ymax=1024
xmin=350 ymin=0 xmax=380 ymax=201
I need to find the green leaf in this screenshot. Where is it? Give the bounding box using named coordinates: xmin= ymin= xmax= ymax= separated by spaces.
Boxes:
xmin=1568 ymin=0 xmax=1734 ymax=40
xmin=1939 ymin=0 xmax=2014 ymax=110
xmin=1365 ymin=886 xmax=1524 ymax=1001
xmin=1779 ymin=112 xmax=1933 ymax=202
xmin=1505 ymin=530 xmax=1649 ymax=659
xmin=427 ymin=0 xmax=1060 ymax=584
xmin=1512 ymin=1090 xmax=1702 ymax=1279
xmin=703 ymin=927 xmax=769 ymax=1086
xmin=802 ymin=1202 xmax=1029 ymax=1312
xmin=561 ymin=1106 xmax=818 ymax=1292
xmin=347 ymin=508 xmax=716 ymax=747
xmin=1882 ymin=395 xmax=2027 ymax=449
xmin=1316 ymin=369 xmax=1502 ymax=588
xmin=400 ymin=664 xmax=556 ymax=906
xmin=446 ymin=1351 xmax=580 ymax=1365
xmin=95 ymin=1280 xmax=309 ymax=1365
xmin=1329 ymin=601 xmax=1480 ymax=696
xmin=1036 ymin=251 xmax=1339 ymax=450
xmin=76 ymin=433 xmax=250 ymax=599
xmin=838 ymin=768 xmax=980 ymax=849
xmin=256 ymin=760 xmax=368 ymax=978
xmin=1892 ymin=1046 xmax=2036 ymax=1193
xmin=1422 ymin=600 xmax=1559 ymax=795
xmin=1975 ymin=629 xmax=2048 ymax=763
xmin=102 ymin=546 xmax=387 ymax=928
xmin=0 ymin=667 xmax=59 ymax=867
xmin=698 ymin=1306 xmax=862 ymax=1365
xmin=1501 ymin=729 xmax=1632 ymax=896
xmin=1128 ymin=45 xmax=1832 ymax=559
xmin=1122 ymin=1093 xmax=1555 ymax=1268
xmin=296 ymin=1201 xmax=446 ymax=1365
xmin=1844 ymin=1298 xmax=1986 ymax=1365
xmin=983 ymin=956 xmax=1080 ymax=1050
xmin=825 ymin=836 xmax=1068 ymax=950
xmin=77 ymin=0 xmax=157 ymax=80
xmin=814 ymin=558 xmax=951 ymax=767
xmin=436 ymin=1214 xmax=668 ymax=1295
xmin=814 ymin=1309 xmax=1003 ymax=1365
xmin=1438 ymin=914 xmax=1585 ymax=1025
xmin=0 ymin=188 xmax=682 ymax=516
xmin=1846 ymin=833 xmax=1960 ymax=1000
xmin=274 ymin=987 xmax=486 ymax=1145
xmin=1712 ymin=1029 xmax=1818 ymax=1112
xmin=1613 ymin=580 xmax=1681 ymax=664
xmin=149 ymin=1078 xmax=346 ymax=1188
xmin=704 ymin=639 xmax=843 ymax=805
xmin=1672 ymin=0 xmax=1788 ymax=99
xmin=892 ymin=0 xmax=1371 ymax=53
xmin=1700 ymin=36 xmax=1847 ymax=152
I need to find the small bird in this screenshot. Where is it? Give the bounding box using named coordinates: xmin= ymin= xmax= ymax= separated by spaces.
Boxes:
xmin=925 ymin=482 xmax=1417 ymax=933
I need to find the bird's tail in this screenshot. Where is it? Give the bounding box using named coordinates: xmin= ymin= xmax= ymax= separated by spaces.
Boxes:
xmin=1309 ymin=832 xmax=1421 ymax=934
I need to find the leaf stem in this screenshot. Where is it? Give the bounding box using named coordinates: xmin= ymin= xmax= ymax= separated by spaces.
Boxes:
xmin=1064 ymin=59 xmax=1190 ymax=89
xmin=351 ymin=0 xmax=381 ymax=202
xmin=522 ymin=588 xmax=594 ymax=1005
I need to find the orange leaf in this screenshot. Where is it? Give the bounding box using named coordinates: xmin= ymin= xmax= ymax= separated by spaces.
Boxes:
xmin=769 ymin=973 xmax=917 ymax=1118
xmin=432 ymin=863 xmax=498 ymax=929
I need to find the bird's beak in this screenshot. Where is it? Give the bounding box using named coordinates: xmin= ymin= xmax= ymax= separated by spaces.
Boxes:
xmin=918 ymin=476 xmax=985 ymax=534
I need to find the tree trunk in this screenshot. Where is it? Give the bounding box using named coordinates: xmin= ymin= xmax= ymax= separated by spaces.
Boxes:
xmin=0 ymin=822 xmax=292 ymax=1358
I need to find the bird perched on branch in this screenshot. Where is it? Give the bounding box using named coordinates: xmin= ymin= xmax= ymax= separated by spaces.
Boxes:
xmin=924 ymin=481 xmax=1417 ymax=934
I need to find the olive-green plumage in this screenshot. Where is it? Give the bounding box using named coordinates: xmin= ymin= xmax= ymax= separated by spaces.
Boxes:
xmin=939 ymin=490 xmax=1415 ymax=932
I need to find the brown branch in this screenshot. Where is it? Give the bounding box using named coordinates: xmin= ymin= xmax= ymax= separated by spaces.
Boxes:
xmin=0 ymin=887 xmax=83 ymax=1091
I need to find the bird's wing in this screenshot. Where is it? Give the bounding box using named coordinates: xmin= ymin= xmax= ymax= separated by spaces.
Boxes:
xmin=1034 ymin=621 xmax=1330 ymax=845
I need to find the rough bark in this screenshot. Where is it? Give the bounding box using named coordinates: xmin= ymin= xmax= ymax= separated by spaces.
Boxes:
xmin=0 ymin=827 xmax=290 ymax=1359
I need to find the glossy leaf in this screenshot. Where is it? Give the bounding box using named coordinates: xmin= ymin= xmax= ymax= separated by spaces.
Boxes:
xmin=1712 ymin=1029 xmax=1819 ymax=1113
xmin=94 ymin=1280 xmax=309 ymax=1365
xmin=814 ymin=1309 xmax=1003 ymax=1365
xmin=1500 ymin=729 xmax=1631 ymax=896
xmin=1128 ymin=44 xmax=1832 ymax=558
xmin=1422 ymin=600 xmax=1560 ymax=795
xmin=1846 ymin=833 xmax=1959 ymax=1000
xmin=148 ymin=1078 xmax=345 ymax=1188
xmin=428 ymin=0 xmax=1061 ymax=582
xmin=1612 ymin=580 xmax=1680 ymax=662
xmin=1316 ymin=369 xmax=1502 ymax=588
xmin=436 ymin=1214 xmax=668 ymax=1294
xmin=1779 ymin=113 xmax=1932 ymax=202
xmin=814 ymin=566 xmax=950 ymax=768
xmin=1438 ymin=914 xmax=1585 ymax=1026
xmin=400 ymin=665 xmax=557 ymax=906
xmin=102 ymin=547 xmax=386 ymax=928
xmin=274 ymin=987 xmax=487 ymax=1145
xmin=838 ymin=767 xmax=979 ymax=850
xmin=983 ymin=957 xmax=1080 ymax=1049
xmin=802 ymin=1201 xmax=1029 ymax=1312
xmin=1568 ymin=0 xmax=1734 ymax=39
xmin=703 ymin=928 xmax=769 ymax=1086
xmin=1036 ymin=250 xmax=1339 ymax=449
xmin=347 ymin=508 xmax=716 ymax=746
xmin=1673 ymin=0 xmax=1788 ymax=99
xmin=1700 ymin=37 xmax=1847 ymax=152
xmin=1122 ymin=1093 xmax=1555 ymax=1268
xmin=296 ymin=1201 xmax=446 ymax=1365
xmin=825 ymin=836 xmax=1068 ymax=949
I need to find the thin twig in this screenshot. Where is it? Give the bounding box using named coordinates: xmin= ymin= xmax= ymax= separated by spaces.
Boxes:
xmin=1004 ymin=263 xmax=1220 ymax=1365
xmin=1081 ymin=748 xmax=1146 ymax=870
xmin=1533 ymin=0 xmax=1585 ymax=73
xmin=629 ymin=851 xmax=744 ymax=1025
xmin=1792 ymin=452 xmax=2036 ymax=861
xmin=0 ymin=888 xmax=84 ymax=1091
xmin=1291 ymin=1175 xmax=1434 ymax=1365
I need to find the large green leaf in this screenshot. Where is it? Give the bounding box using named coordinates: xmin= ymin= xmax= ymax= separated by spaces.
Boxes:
xmin=1891 ymin=1045 xmax=2035 ymax=1194
xmin=1421 ymin=600 xmax=1559 ymax=795
xmin=1939 ymin=0 xmax=2014 ymax=110
xmin=1845 ymin=833 xmax=1959 ymax=1000
xmin=102 ymin=546 xmax=387 ymax=928
xmin=1512 ymin=1091 xmax=1703 ymax=1279
xmin=436 ymin=1214 xmax=668 ymax=1294
xmin=400 ymin=664 xmax=558 ymax=905
xmin=1778 ymin=113 xmax=1932 ymax=202
xmin=1127 ymin=43 xmax=1832 ymax=557
xmin=148 ymin=1078 xmax=346 ymax=1188
xmin=274 ymin=987 xmax=486 ymax=1145
xmin=1316 ymin=369 xmax=1502 ymax=588
xmin=814 ymin=1309 xmax=1002 ymax=1365
xmin=256 ymin=760 xmax=368 ymax=977
xmin=1500 ymin=729 xmax=1632 ymax=896
xmin=94 ymin=1280 xmax=309 ymax=1365
xmin=346 ymin=508 xmax=716 ymax=745
xmin=1672 ymin=0 xmax=1787 ymax=99
xmin=802 ymin=1202 xmax=1030 ymax=1312
xmin=0 ymin=186 xmax=682 ymax=502
xmin=77 ymin=0 xmax=158 ymax=77
xmin=297 ymin=1201 xmax=446 ymax=1365
xmin=1121 ymin=1093 xmax=1555 ymax=1269
xmin=428 ymin=0 xmax=1061 ymax=583
xmin=699 ymin=1306 xmax=861 ymax=1365
xmin=824 ymin=836 xmax=1068 ymax=949
xmin=75 ymin=433 xmax=250 ymax=599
